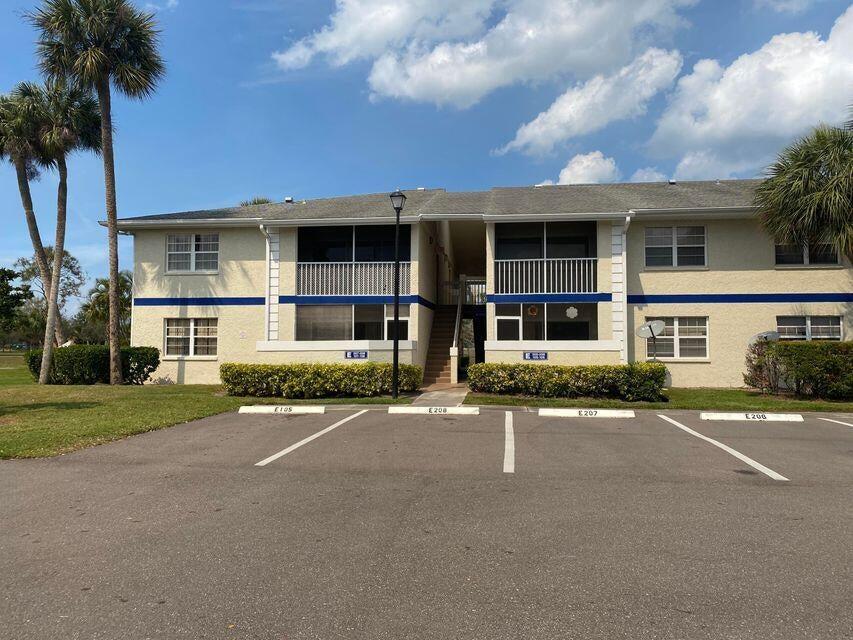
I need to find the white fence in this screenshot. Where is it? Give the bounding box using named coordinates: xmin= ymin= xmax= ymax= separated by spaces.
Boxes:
xmin=297 ymin=262 xmax=411 ymax=296
xmin=494 ymin=258 xmax=597 ymax=294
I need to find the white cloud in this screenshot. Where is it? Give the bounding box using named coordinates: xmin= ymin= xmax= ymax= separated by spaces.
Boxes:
xmin=273 ymin=0 xmax=497 ymax=70
xmin=500 ymin=48 xmax=682 ymax=155
xmin=274 ymin=0 xmax=693 ymax=108
xmin=144 ymin=0 xmax=178 ymax=11
xmin=649 ymin=5 xmax=853 ymax=180
xmin=755 ymin=0 xmax=818 ymax=13
xmin=545 ymin=151 xmax=621 ymax=184
xmin=630 ymin=166 xmax=668 ymax=182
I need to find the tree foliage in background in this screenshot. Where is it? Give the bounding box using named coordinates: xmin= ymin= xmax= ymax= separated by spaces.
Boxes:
xmin=15 ymin=248 xmax=85 ymax=313
xmin=240 ymin=196 xmax=273 ymax=206
xmin=31 ymin=0 xmax=165 ymax=384
xmin=0 ymin=269 xmax=32 ymax=332
xmin=80 ymin=270 xmax=133 ymax=345
xmin=755 ymin=121 xmax=853 ymax=261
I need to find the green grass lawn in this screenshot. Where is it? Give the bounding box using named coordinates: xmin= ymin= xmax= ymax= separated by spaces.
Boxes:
xmin=466 ymin=388 xmax=853 ymax=412
xmin=0 ymin=355 xmax=413 ymax=459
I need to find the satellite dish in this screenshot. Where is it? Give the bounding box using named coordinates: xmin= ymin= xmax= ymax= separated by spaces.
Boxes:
xmin=750 ymin=330 xmax=780 ymax=344
xmin=636 ymin=320 xmax=666 ymax=339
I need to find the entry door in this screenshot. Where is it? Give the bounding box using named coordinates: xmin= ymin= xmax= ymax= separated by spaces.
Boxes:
xmin=473 ymin=315 xmax=486 ymax=363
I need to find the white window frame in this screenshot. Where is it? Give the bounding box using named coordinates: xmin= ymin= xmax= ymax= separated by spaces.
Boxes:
xmin=383 ymin=304 xmax=409 ymax=340
xmin=166 ymin=233 xmax=220 ymax=273
xmin=164 ymin=318 xmax=218 ymax=358
xmin=774 ymin=243 xmax=841 ymax=267
xmin=645 ymin=316 xmax=709 ymax=360
xmin=495 ymin=304 xmax=522 ymax=341
xmin=296 ymin=304 xmax=410 ymax=341
xmin=644 ymin=226 xmax=707 ymax=268
xmin=496 ymin=303 xmax=598 ymax=341
xmin=776 ymin=315 xmax=843 ymax=341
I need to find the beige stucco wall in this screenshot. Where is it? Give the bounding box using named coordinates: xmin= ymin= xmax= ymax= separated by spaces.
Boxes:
xmin=134 ymin=227 xmax=266 ymax=299
xmin=626 ymin=218 xmax=852 ymax=387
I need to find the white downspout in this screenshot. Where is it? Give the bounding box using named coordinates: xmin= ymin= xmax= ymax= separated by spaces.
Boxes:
xmin=621 ymin=212 xmax=634 ymax=364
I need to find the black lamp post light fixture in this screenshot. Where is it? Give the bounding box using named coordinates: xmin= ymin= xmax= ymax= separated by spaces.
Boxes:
xmin=389 ymin=190 xmax=406 ymax=399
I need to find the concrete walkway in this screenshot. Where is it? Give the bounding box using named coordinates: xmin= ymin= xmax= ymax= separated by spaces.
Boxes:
xmin=412 ymin=383 xmax=470 ymax=406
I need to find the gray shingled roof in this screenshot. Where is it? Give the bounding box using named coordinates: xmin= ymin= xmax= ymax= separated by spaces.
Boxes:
xmin=118 ymin=180 xmax=761 ymax=225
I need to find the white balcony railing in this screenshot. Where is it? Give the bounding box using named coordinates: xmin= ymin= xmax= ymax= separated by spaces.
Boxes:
xmin=495 ymin=258 xmax=598 ymax=294
xmin=297 ymin=261 xmax=411 ymax=296
xmin=441 ymin=278 xmax=487 ymax=305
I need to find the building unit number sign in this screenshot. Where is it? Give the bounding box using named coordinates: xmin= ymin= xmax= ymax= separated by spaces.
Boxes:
xmin=523 ymin=352 xmax=548 ymax=361
xmin=345 ymin=351 xmax=368 ymax=359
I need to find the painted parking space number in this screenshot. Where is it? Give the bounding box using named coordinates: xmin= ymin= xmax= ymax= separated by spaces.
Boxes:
xmin=428 ymin=407 xmax=448 ymax=414
xmin=578 ymin=409 xmax=598 ymax=417
xmin=745 ymin=412 xmax=767 ymax=420
xmin=273 ymin=406 xmax=294 ymax=413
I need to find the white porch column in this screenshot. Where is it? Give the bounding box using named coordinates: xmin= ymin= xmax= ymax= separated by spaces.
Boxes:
xmin=265 ymin=228 xmax=281 ymax=341
xmin=611 ymin=223 xmax=627 ymax=363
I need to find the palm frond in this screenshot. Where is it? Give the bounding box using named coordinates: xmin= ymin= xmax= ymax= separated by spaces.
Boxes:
xmin=29 ymin=0 xmax=166 ymax=97
xmin=755 ymin=124 xmax=853 ymax=260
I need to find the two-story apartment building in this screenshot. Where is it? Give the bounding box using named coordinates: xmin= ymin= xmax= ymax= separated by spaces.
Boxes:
xmin=120 ymin=180 xmax=852 ymax=387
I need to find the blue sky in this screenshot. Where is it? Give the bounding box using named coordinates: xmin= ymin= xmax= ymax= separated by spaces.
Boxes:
xmin=1 ymin=0 xmax=851 ymax=301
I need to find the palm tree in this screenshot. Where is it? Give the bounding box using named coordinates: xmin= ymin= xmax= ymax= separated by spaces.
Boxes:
xmin=755 ymin=124 xmax=853 ymax=262
xmin=81 ymin=270 xmax=133 ymax=344
xmin=15 ymin=80 xmax=101 ymax=383
xmin=0 ymin=89 xmax=64 ymax=345
xmin=30 ymin=0 xmax=165 ymax=384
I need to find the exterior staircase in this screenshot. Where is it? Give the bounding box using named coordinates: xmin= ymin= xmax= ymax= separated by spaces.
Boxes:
xmin=422 ymin=306 xmax=456 ymax=386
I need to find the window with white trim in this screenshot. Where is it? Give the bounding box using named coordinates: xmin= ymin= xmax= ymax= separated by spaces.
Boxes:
xmin=296 ymin=304 xmax=409 ymax=341
xmin=646 ymin=317 xmax=708 ymax=359
xmin=774 ymin=243 xmax=839 ymax=266
xmin=165 ymin=318 xmax=218 ymax=356
xmin=645 ymin=226 xmax=706 ymax=267
xmin=776 ymin=316 xmax=842 ymax=341
xmin=167 ymin=233 xmax=219 ymax=272
xmin=495 ymin=303 xmax=597 ymax=340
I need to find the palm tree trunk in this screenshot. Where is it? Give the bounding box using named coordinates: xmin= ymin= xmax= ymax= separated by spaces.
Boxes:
xmin=13 ymin=155 xmax=64 ymax=346
xmin=97 ymin=77 xmax=123 ymax=384
xmin=39 ymin=155 xmax=68 ymax=384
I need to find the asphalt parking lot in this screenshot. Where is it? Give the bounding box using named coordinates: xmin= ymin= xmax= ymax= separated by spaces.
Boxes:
xmin=2 ymin=407 xmax=853 ymax=639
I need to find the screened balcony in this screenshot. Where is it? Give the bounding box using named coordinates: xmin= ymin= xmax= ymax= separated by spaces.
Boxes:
xmin=494 ymin=221 xmax=598 ymax=294
xmin=296 ymin=224 xmax=411 ymax=296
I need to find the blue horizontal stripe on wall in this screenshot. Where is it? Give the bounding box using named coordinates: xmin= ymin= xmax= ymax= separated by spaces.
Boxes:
xmin=134 ymin=296 xmax=265 ymax=306
xmin=487 ymin=293 xmax=612 ymax=303
xmin=627 ymin=293 xmax=853 ymax=304
xmin=279 ymin=295 xmax=436 ymax=310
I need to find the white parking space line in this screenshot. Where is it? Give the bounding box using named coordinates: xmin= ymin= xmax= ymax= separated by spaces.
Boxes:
xmin=658 ymin=414 xmax=790 ymax=482
xmin=503 ymin=412 xmax=515 ymax=474
xmin=255 ymin=410 xmax=368 ymax=467
xmin=819 ymin=417 xmax=853 ymax=428
xmin=539 ymin=408 xmax=635 ymax=419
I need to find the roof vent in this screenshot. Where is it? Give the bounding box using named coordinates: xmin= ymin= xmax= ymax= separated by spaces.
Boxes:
xmin=668 ymin=179 xmax=677 ymax=185
xmin=284 ymin=196 xmax=294 ymax=203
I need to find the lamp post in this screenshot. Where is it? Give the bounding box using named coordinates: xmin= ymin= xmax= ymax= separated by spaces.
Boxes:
xmin=389 ymin=190 xmax=407 ymax=399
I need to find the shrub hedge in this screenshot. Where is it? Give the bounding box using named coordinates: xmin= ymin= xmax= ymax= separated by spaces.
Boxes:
xmin=26 ymin=345 xmax=160 ymax=385
xmin=467 ymin=362 xmax=667 ymax=401
xmin=767 ymin=341 xmax=852 ymax=399
xmin=219 ymin=362 xmax=423 ymax=398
